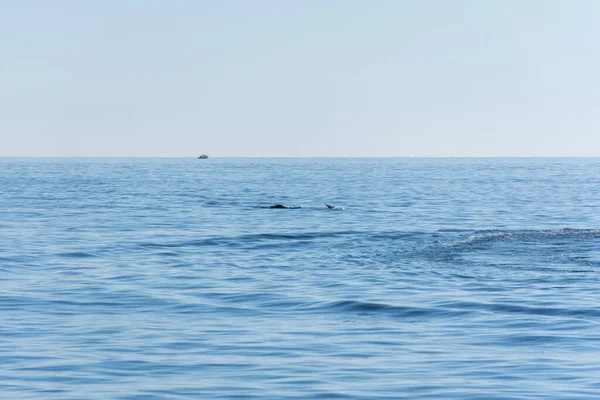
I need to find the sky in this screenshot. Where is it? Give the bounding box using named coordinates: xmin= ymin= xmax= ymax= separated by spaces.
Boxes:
xmin=1 ymin=0 xmax=599 ymax=157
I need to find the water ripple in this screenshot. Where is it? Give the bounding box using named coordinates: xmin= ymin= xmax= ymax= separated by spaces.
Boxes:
xmin=2 ymin=158 xmax=600 ymax=399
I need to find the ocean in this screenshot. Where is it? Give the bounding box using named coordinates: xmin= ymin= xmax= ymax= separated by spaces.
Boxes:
xmin=1 ymin=157 xmax=599 ymax=399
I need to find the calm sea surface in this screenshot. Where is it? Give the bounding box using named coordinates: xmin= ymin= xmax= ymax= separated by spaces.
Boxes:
xmin=1 ymin=157 xmax=600 ymax=399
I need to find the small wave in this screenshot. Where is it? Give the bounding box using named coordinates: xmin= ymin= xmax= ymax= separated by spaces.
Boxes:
xmin=137 ymin=230 xmax=363 ymax=249
xmin=0 ymin=256 xmax=29 ymax=263
xmin=299 ymin=299 xmax=471 ymax=320
xmin=430 ymin=228 xmax=600 ymax=272
xmin=437 ymin=300 xmax=600 ymax=319
xmin=442 ymin=228 xmax=600 ymax=249
xmin=56 ymin=251 xmax=98 ymax=258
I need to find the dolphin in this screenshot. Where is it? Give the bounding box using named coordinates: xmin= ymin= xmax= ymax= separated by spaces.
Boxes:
xmin=261 ymin=204 xmax=301 ymax=209
xmin=260 ymin=204 xmax=343 ymax=210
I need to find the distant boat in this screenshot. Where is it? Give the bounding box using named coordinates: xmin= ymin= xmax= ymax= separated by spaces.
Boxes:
xmin=198 ymin=154 xmax=209 ymax=159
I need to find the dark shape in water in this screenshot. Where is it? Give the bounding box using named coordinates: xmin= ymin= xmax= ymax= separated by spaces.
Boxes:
xmin=261 ymin=204 xmax=301 ymax=209
xmin=198 ymin=154 xmax=209 ymax=159
xmin=325 ymin=204 xmax=345 ymax=210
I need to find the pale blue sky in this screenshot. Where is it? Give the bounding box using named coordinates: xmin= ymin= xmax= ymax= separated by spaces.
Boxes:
xmin=1 ymin=1 xmax=599 ymax=156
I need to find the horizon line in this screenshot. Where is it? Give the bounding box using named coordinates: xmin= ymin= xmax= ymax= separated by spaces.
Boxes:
xmin=1 ymin=156 xmax=599 ymax=159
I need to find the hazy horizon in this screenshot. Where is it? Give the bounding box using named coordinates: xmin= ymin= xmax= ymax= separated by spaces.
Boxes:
xmin=2 ymin=1 xmax=599 ymax=157
xmin=3 ymin=156 xmax=600 ymax=160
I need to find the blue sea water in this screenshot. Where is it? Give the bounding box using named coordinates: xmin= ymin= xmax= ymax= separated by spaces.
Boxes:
xmin=1 ymin=157 xmax=600 ymax=399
